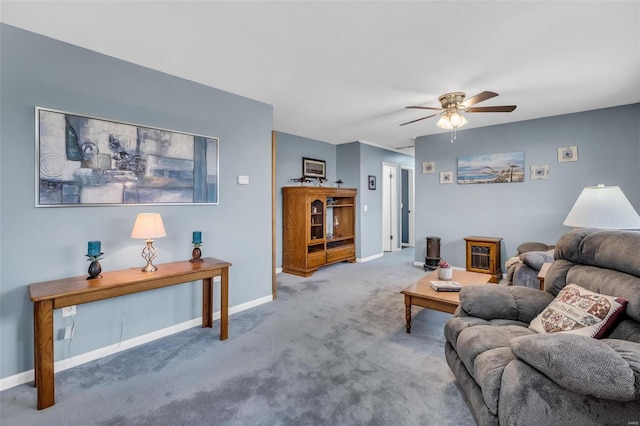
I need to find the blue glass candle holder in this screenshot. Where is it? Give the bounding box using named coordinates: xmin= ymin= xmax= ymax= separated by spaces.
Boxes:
xmin=190 ymin=232 xmax=203 ymax=263
xmin=86 ymin=253 xmax=104 ymax=279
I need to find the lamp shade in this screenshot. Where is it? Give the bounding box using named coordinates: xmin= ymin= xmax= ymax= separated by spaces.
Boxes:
xmin=130 ymin=213 xmax=167 ymax=239
xmin=563 ymin=184 xmax=640 ymax=229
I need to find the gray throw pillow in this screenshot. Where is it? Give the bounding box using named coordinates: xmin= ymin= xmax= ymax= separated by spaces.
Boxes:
xmin=519 ymin=251 xmax=553 ymax=270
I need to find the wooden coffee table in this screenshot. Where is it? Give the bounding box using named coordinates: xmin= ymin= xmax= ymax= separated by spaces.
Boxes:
xmin=401 ymin=269 xmax=492 ymax=333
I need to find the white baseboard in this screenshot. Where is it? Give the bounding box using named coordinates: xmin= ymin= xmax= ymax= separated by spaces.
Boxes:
xmin=0 ymin=295 xmax=273 ymax=391
xmin=275 ymin=267 xmax=283 ymax=274
xmin=357 ymin=253 xmax=384 ymax=263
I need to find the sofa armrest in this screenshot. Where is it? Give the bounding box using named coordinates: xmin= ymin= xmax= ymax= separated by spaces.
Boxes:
xmin=510 ymin=334 xmax=640 ymax=401
xmin=458 ymin=285 xmax=555 ymax=323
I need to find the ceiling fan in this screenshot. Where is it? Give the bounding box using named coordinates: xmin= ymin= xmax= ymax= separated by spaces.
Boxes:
xmin=400 ymin=91 xmax=517 ymax=142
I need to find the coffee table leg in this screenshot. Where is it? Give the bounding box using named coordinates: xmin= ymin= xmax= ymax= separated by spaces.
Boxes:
xmin=405 ymin=302 xmax=412 ymax=334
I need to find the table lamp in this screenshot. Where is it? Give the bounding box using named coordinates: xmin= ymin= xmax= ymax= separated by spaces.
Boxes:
xmin=130 ymin=213 xmax=167 ymax=272
xmin=563 ymin=184 xmax=640 ymax=229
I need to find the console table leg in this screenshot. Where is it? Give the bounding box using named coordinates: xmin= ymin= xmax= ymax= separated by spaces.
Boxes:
xmin=220 ymin=267 xmax=229 ymax=340
xmin=34 ymin=300 xmax=55 ymax=409
xmin=202 ymin=277 xmax=213 ymax=328
xmin=405 ymin=303 xmax=412 ymax=334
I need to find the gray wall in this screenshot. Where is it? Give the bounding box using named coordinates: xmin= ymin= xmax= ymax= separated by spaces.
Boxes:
xmin=358 ymin=143 xmax=414 ymax=260
xmin=274 ymin=132 xmax=337 ymax=268
xmin=0 ymin=24 xmax=273 ymax=379
xmin=275 ymin=138 xmax=413 ymax=264
xmin=414 ymin=103 xmax=640 ymax=269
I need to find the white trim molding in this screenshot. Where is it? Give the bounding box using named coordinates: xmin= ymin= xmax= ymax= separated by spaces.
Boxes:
xmin=0 ymin=295 xmax=273 ymax=391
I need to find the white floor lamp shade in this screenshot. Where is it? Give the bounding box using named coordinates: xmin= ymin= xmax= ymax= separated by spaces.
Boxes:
xmin=563 ymin=184 xmax=640 ymax=229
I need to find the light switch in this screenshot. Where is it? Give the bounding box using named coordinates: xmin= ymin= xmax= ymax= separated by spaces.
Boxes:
xmin=364 ymin=205 xmax=368 ymax=212
xmin=237 ymin=175 xmax=249 ymax=185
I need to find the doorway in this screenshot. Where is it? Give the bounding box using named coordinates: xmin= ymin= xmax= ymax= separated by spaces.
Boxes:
xmin=401 ymin=167 xmax=415 ymax=247
xmin=382 ymin=162 xmax=398 ymax=252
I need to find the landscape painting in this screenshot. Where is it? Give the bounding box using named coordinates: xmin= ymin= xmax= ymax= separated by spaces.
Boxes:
xmin=36 ymin=107 xmax=219 ymax=206
xmin=457 ymin=152 xmax=524 ymax=184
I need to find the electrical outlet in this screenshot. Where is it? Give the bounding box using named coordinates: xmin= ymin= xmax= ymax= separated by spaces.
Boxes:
xmin=62 ymin=306 xmax=76 ymax=317
xmin=63 ymin=325 xmax=75 ymax=339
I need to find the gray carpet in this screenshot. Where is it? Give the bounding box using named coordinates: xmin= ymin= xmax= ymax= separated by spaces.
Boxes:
xmin=1 ymin=248 xmax=475 ymax=425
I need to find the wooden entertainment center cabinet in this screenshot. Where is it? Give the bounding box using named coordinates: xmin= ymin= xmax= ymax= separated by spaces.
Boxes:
xmin=282 ymin=186 xmax=356 ymax=276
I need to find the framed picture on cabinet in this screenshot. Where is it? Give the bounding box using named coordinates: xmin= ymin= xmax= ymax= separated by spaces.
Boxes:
xmin=303 ymin=157 xmax=326 ymax=178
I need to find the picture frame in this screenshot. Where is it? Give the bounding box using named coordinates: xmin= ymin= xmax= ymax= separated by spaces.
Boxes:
xmin=440 ymin=171 xmax=453 ymax=184
xmin=530 ymin=165 xmax=549 ymax=180
xmin=368 ymin=175 xmax=376 ymax=190
xmin=457 ymin=152 xmax=525 ymax=184
xmin=35 ymin=107 xmax=219 ymax=207
xmin=422 ymin=161 xmax=435 ymax=174
xmin=557 ymin=146 xmax=578 ymax=162
xmin=303 ymin=157 xmax=326 ymax=179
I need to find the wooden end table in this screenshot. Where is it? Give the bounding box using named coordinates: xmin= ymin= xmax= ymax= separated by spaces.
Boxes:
xmin=400 ymin=269 xmax=491 ymax=333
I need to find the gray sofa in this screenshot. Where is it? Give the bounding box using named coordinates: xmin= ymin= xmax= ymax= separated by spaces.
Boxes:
xmin=444 ymin=229 xmax=640 ymax=425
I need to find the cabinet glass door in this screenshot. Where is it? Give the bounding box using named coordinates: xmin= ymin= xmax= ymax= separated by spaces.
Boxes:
xmin=310 ymin=199 xmax=324 ymax=241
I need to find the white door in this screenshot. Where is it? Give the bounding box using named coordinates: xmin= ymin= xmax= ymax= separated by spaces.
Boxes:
xmin=382 ymin=163 xmax=398 ymax=252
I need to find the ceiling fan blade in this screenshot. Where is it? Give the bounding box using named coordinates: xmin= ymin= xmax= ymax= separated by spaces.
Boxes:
xmin=399 ymin=113 xmax=438 ymax=126
xmin=405 ymin=106 xmax=442 ymax=111
xmin=461 ymin=91 xmax=499 ymax=107
xmin=466 ymin=105 xmax=517 ymax=113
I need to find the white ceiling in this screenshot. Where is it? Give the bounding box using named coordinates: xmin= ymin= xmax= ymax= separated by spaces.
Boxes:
xmin=2 ymin=1 xmax=639 ymax=155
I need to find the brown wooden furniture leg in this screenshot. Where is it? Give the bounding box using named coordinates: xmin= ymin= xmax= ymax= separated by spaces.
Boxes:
xmin=220 ymin=267 xmax=229 ymax=340
xmin=34 ymin=300 xmax=55 ymax=410
xmin=202 ymin=277 xmax=213 ymax=328
xmin=404 ymin=297 xmax=412 ymax=334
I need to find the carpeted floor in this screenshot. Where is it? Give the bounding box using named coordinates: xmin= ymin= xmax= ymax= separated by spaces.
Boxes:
xmin=1 ymin=248 xmax=475 ymax=425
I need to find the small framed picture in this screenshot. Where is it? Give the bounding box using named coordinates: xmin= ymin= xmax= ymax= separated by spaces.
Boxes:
xmin=422 ymin=161 xmax=435 ymax=174
xmin=440 ymin=171 xmax=453 ymax=184
xmin=368 ymin=175 xmax=376 ymax=190
xmin=557 ymin=146 xmax=578 ymax=163
xmin=303 ymin=157 xmax=326 ymax=178
xmin=530 ymin=165 xmax=549 ymax=180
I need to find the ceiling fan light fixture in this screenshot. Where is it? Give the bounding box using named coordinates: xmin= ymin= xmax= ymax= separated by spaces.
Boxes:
xmin=449 ymin=111 xmax=463 ymax=127
xmin=436 ymin=115 xmax=453 ymax=130
xmin=400 ymin=91 xmax=514 ymax=143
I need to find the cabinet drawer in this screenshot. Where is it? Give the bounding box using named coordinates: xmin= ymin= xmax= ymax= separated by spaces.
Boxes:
xmin=307 ymin=251 xmax=325 ymax=268
xmin=326 ymin=245 xmax=355 ymax=262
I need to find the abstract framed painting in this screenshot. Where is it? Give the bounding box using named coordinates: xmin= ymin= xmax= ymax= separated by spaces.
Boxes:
xmin=35 ymin=107 xmax=219 ymax=207
xmin=457 ymin=152 xmax=525 ymax=184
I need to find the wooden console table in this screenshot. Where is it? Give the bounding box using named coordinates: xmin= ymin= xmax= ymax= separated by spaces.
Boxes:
xmin=28 ymin=257 xmax=231 ymax=410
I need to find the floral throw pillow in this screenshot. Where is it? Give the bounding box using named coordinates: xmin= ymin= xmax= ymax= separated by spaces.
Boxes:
xmin=529 ymin=284 xmax=627 ymax=338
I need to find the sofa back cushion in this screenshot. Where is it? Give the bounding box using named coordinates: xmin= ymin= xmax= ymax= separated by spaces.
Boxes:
xmin=547 ymin=229 xmax=640 ymax=341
